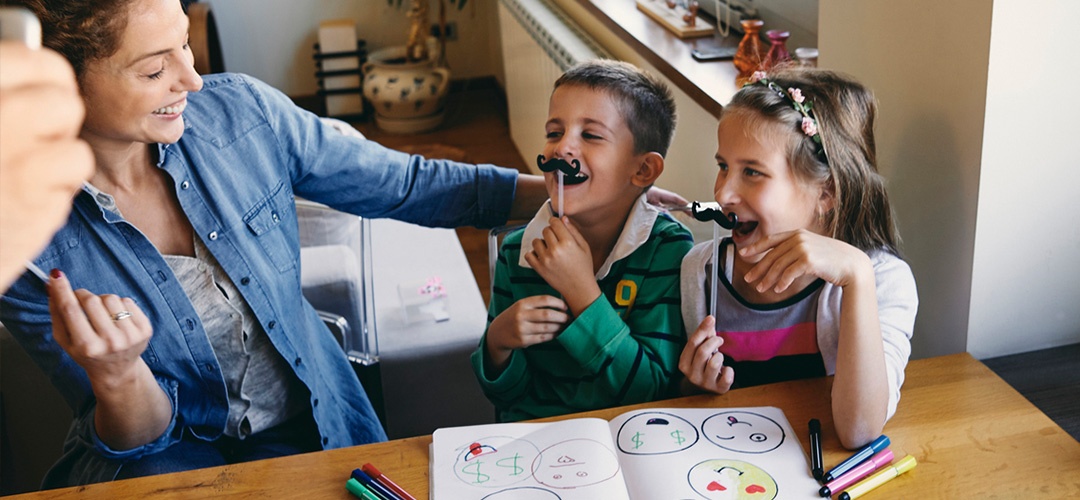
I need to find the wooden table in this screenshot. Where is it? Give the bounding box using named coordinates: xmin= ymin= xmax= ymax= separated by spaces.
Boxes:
xmin=10 ymin=353 xmax=1080 ymax=498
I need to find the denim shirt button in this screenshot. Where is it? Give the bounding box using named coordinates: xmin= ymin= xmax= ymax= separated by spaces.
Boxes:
xmin=322 ymin=436 xmax=329 ymax=446
xmin=240 ymin=277 xmax=250 ymax=285
xmin=294 ymin=357 xmax=302 ymax=367
xmin=268 ymin=320 xmax=276 ymax=329
xmin=205 ymin=363 xmax=214 ymax=372
xmin=208 ymin=231 xmax=218 ymax=241
xmin=180 ymin=181 xmax=190 ymax=190
xmin=313 ymin=398 xmax=319 ymax=407
xmin=271 ymin=212 xmax=279 ymax=222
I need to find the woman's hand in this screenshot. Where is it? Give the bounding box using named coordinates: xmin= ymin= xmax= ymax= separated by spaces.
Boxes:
xmin=47 ymin=269 xmax=172 ymax=450
xmin=646 ymin=186 xmax=688 ymax=208
xmin=47 ymin=270 xmax=153 ymax=387
xmin=739 ymin=229 xmax=873 ymax=294
xmin=678 ymin=316 xmax=736 ymax=394
xmin=524 ymin=217 xmax=601 ymax=315
xmin=486 ymin=295 xmax=568 ymax=371
xmin=0 ymin=43 xmax=93 ymax=291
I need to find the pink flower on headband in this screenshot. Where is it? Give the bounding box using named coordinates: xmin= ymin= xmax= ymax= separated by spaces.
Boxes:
xmin=749 ymin=71 xmax=767 ymax=84
xmin=787 ymin=87 xmax=804 ymax=104
xmin=801 ymin=116 xmax=818 ymax=137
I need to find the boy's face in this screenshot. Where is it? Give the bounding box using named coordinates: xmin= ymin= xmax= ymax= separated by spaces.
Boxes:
xmin=713 ymin=111 xmax=827 ymax=263
xmin=543 ymin=85 xmax=647 ymax=219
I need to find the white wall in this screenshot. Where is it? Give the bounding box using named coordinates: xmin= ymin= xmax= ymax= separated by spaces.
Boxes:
xmin=203 ymin=0 xmax=500 ymax=96
xmin=820 ymin=0 xmax=1080 ymax=359
xmin=967 ymin=0 xmax=1080 ymax=358
xmin=819 ymin=0 xmax=993 ymax=359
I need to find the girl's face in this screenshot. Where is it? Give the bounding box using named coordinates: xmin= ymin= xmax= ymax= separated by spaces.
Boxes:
xmin=78 ymin=0 xmax=203 ymax=149
xmin=713 ymin=110 xmax=828 ymax=261
xmin=542 ymin=84 xmax=648 ymax=220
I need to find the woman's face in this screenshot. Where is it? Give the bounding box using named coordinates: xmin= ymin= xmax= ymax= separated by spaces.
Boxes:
xmin=79 ymin=0 xmax=203 ymax=148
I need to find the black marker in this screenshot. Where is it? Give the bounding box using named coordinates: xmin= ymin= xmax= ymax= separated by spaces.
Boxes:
xmin=809 ymin=418 xmax=824 ymax=481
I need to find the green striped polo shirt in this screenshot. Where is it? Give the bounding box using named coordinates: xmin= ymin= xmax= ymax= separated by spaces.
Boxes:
xmin=472 ymin=211 xmax=693 ymax=422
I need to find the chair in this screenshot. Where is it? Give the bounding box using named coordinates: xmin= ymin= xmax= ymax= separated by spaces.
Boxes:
xmin=294 ymin=198 xmax=385 ymax=425
xmin=487 ymin=223 xmax=527 ymax=298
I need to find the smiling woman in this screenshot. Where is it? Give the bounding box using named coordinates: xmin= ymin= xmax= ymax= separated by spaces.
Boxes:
xmin=0 ymin=0 xmax=537 ymax=489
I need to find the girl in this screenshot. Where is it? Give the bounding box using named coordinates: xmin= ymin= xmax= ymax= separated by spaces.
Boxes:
xmin=678 ymin=67 xmax=917 ymax=449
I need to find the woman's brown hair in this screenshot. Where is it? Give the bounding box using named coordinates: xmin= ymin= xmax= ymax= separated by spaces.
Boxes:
xmin=2 ymin=0 xmax=136 ymax=77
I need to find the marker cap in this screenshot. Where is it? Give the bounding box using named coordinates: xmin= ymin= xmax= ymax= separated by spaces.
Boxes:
xmin=893 ymin=454 xmax=917 ymax=474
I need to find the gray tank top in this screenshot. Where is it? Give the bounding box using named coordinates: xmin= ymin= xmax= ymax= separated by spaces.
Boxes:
xmin=164 ymin=237 xmax=308 ymax=438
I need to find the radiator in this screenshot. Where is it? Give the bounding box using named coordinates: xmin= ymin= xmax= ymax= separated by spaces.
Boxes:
xmin=498 ymin=0 xmax=610 ymax=170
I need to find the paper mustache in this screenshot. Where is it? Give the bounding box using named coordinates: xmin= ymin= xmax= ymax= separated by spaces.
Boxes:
xmin=691 ymin=201 xmax=739 ymax=230
xmin=536 ymin=155 xmax=588 ymax=185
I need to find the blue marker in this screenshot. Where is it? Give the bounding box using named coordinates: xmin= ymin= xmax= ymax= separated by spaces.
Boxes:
xmin=352 ymin=468 xmax=399 ymax=500
xmin=822 ymin=435 xmax=890 ymax=483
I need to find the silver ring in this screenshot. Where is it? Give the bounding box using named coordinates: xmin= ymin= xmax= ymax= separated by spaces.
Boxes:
xmin=111 ymin=311 xmax=133 ymax=322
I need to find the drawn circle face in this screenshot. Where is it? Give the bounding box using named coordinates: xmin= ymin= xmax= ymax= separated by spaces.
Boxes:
xmin=453 ymin=436 xmax=541 ymax=488
xmin=532 ymin=438 xmax=620 ymax=489
xmin=481 ymin=486 xmax=562 ymax=499
xmin=688 ymin=459 xmax=778 ymax=500
xmin=616 ymin=411 xmax=699 ymax=455
xmin=701 ymin=411 xmax=785 ymax=454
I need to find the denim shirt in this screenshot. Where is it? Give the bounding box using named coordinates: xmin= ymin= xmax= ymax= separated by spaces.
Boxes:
xmin=0 ymin=73 xmax=517 ymax=485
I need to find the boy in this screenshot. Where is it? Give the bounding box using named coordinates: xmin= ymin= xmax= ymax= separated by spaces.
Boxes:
xmin=472 ymin=60 xmax=693 ymax=421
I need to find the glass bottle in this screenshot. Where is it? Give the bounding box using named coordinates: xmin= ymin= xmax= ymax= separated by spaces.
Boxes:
xmin=763 ymin=30 xmax=791 ymax=70
xmin=795 ymin=47 xmax=819 ymax=68
xmin=734 ymin=19 xmax=765 ymax=86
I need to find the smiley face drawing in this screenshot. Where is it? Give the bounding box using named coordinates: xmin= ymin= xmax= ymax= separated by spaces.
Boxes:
xmin=687 ymin=459 xmax=778 ymax=500
xmin=701 ymin=411 xmax=785 ymax=454
xmin=532 ymin=438 xmax=620 ymax=489
xmin=616 ymin=411 xmax=700 ymax=455
xmin=453 ymin=436 xmax=541 ymax=488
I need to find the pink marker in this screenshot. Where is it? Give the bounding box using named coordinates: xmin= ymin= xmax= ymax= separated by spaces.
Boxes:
xmin=818 ymin=449 xmax=894 ymax=497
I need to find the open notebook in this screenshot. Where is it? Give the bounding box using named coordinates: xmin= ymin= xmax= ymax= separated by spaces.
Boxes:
xmin=431 ymin=406 xmax=820 ymax=499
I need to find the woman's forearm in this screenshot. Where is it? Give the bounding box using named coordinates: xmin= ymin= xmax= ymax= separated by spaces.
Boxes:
xmin=90 ymin=359 xmax=173 ymax=451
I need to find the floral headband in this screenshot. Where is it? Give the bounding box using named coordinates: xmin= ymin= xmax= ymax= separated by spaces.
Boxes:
xmin=747 ymin=71 xmax=829 ymax=164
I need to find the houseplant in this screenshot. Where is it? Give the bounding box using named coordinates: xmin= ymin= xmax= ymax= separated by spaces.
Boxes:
xmin=361 ymin=0 xmax=467 ymax=133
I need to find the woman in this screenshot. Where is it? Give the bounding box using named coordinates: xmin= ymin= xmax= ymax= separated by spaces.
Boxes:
xmin=0 ymin=0 xmax=587 ymax=487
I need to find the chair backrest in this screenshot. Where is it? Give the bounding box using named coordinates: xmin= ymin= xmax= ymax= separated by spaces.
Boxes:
xmin=487 ymin=224 xmax=527 ymax=299
xmin=295 ymin=198 xmax=378 ymax=359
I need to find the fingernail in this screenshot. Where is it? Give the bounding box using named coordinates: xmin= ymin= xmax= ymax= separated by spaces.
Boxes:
xmin=50 ymin=268 xmax=63 ymax=280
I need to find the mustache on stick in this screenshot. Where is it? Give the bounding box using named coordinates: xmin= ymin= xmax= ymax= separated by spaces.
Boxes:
xmin=691 ymin=201 xmax=738 ymax=230
xmin=536 ymin=155 xmax=588 ymax=185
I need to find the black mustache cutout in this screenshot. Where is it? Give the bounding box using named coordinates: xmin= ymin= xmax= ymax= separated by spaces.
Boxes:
xmin=691 ymin=201 xmax=739 ymax=230
xmin=536 ymin=155 xmax=588 ymax=185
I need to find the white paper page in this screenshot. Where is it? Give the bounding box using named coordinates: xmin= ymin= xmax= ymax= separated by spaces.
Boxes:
xmin=432 ymin=419 xmax=631 ymax=500
xmin=607 ymin=407 xmax=821 ymax=499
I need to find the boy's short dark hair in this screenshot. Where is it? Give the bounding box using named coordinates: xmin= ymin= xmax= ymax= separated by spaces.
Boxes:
xmin=554 ymin=60 xmax=677 ymax=157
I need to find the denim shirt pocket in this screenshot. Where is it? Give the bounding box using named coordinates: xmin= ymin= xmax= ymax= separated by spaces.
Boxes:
xmin=243 ymin=181 xmax=297 ymax=273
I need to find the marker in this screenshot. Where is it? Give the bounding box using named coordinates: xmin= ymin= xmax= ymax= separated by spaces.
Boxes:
xmin=362 ymin=463 xmax=417 ymax=500
xmin=822 ymin=435 xmax=890 ymax=482
xmin=837 ymin=454 xmax=917 ymax=500
xmin=352 ymin=468 xmax=399 ymax=500
xmin=809 ymin=418 xmax=824 ymax=481
xmin=819 ymin=449 xmax=893 ymax=497
xmin=346 ymin=478 xmax=382 ymax=500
